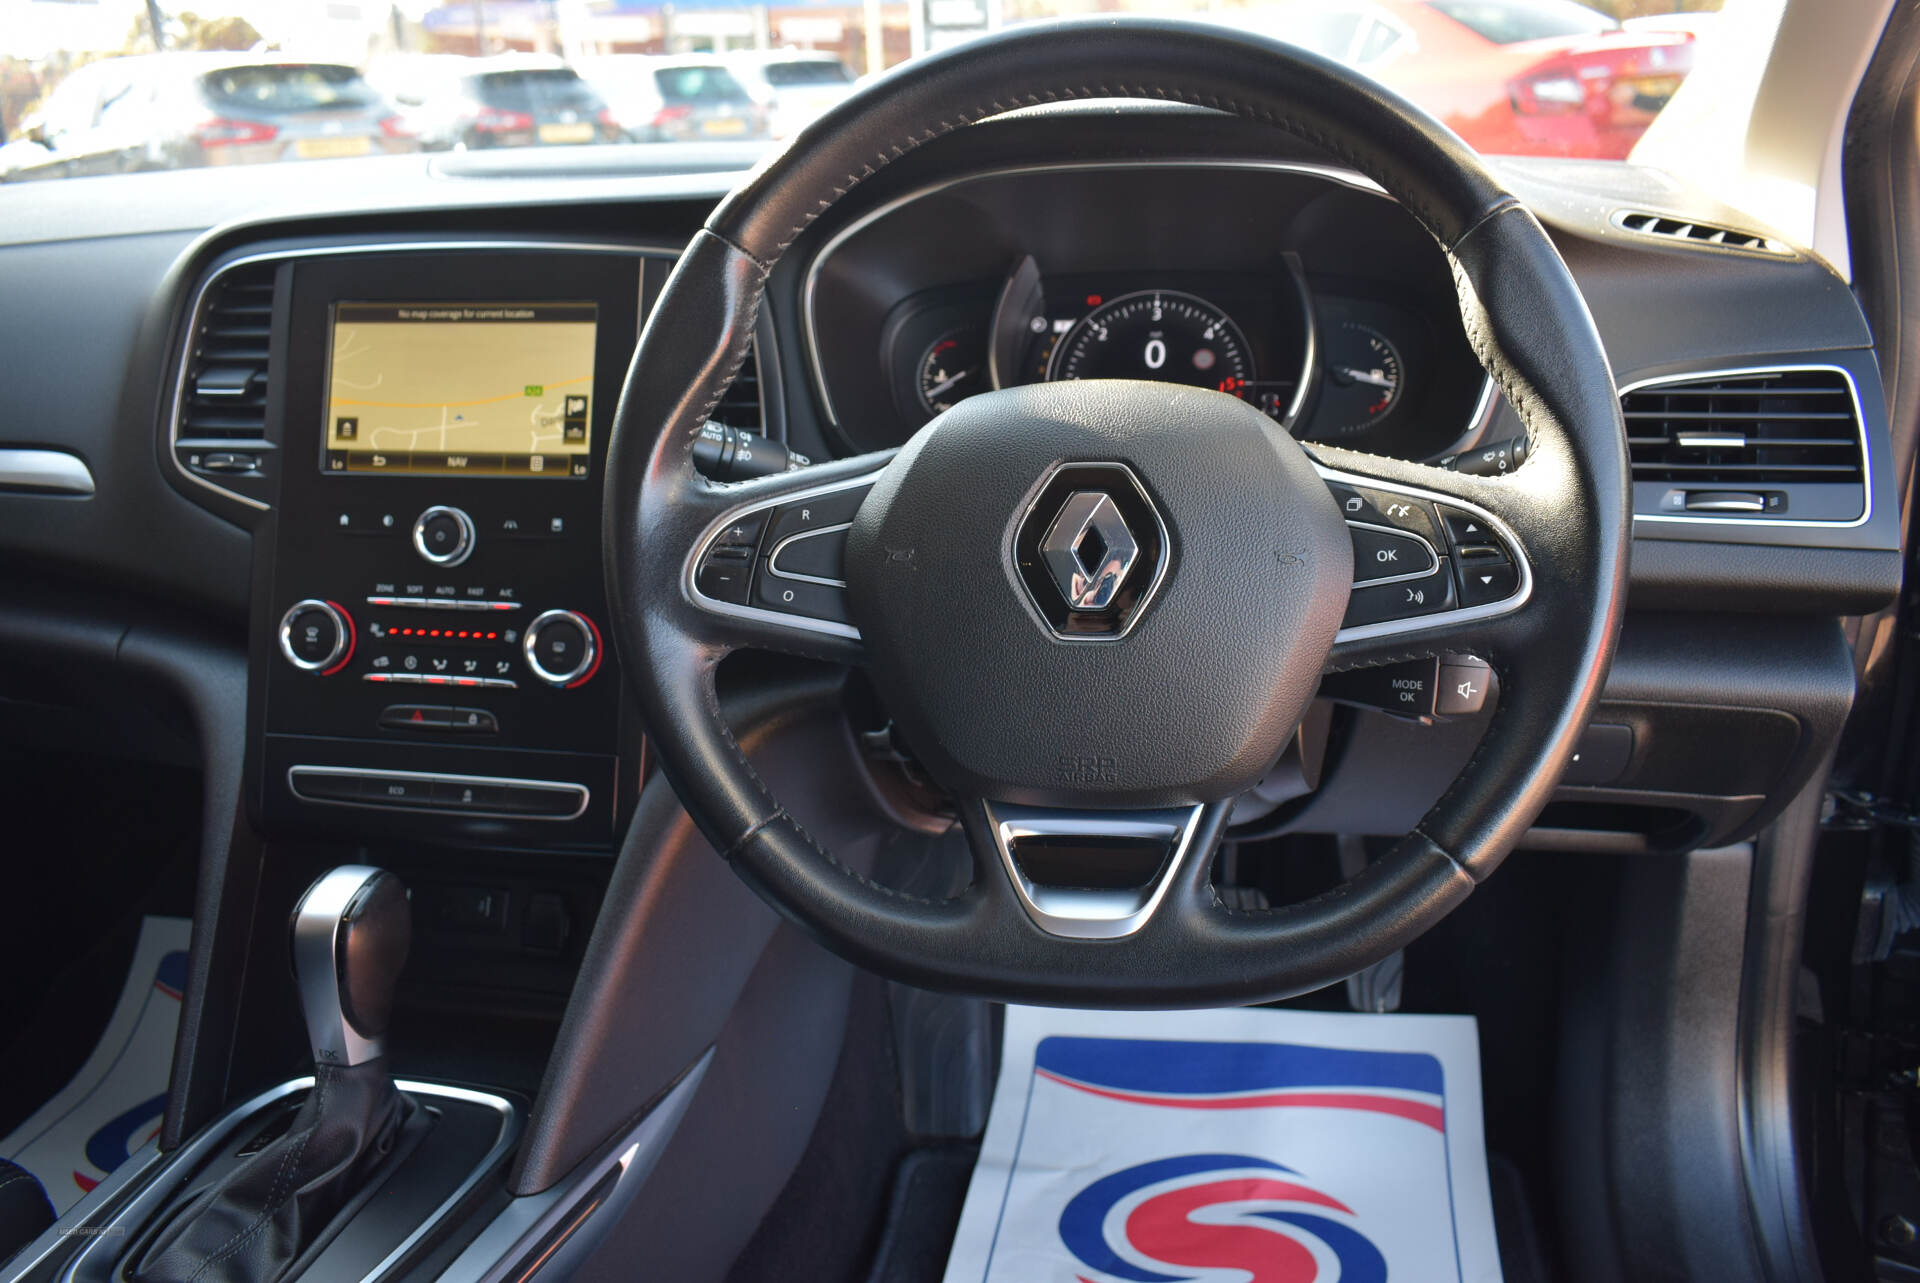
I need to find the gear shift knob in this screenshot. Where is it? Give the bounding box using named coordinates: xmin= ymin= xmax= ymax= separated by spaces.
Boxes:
xmin=290 ymin=866 xmax=411 ymax=1066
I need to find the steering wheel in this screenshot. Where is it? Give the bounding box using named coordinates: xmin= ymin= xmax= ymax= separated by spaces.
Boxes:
xmin=605 ymin=18 xmax=1629 ymax=1007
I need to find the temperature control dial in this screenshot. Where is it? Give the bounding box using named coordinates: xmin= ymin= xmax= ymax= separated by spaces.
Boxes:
xmin=279 ymin=600 xmax=354 ymax=675
xmin=523 ymin=610 xmax=601 ymax=688
xmin=412 ymin=506 xmax=475 ymax=567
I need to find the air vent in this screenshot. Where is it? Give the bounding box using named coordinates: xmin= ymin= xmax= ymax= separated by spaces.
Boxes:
xmin=182 ymin=265 xmax=274 ymax=442
xmin=709 ymin=340 xmax=764 ymax=434
xmin=1624 ymin=367 xmax=1866 ymax=522
xmin=1612 ymin=209 xmax=1789 ymax=255
xmin=173 ymin=261 xmax=277 ymax=508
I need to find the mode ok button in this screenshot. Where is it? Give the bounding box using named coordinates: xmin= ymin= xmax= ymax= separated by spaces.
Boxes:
xmin=1348 ymin=524 xmax=1438 ymax=583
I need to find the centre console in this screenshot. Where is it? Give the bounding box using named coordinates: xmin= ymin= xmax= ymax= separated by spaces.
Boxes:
xmin=235 ymin=246 xmax=650 ymax=849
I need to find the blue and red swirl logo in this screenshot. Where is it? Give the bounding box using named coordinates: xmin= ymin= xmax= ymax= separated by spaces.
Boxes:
xmin=1059 ymin=1153 xmax=1386 ymax=1283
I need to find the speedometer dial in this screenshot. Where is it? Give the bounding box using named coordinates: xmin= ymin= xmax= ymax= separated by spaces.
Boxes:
xmin=1046 ymin=290 xmax=1255 ymax=394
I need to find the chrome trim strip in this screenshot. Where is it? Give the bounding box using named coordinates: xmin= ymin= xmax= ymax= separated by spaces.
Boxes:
xmin=765 ymin=521 xmax=854 ymax=587
xmin=986 ymin=802 xmax=1207 ymax=940
xmin=288 ymin=766 xmax=589 ymax=821
xmin=1315 ymin=463 xmax=1534 ymax=645
xmin=1343 ymin=519 xmax=1439 ymax=588
xmin=168 ymin=240 xmax=679 ymax=511
xmin=0 ymin=448 xmax=95 ymax=495
xmin=798 ymin=159 xmax=1494 ymax=450
xmin=684 ymin=471 xmax=881 ymax=642
xmin=1607 ymin=208 xmax=1791 ymax=256
xmin=3 ymin=1143 xmax=166 ymax=1283
xmin=433 ymin=1051 xmax=710 ymax=1283
xmin=49 ymin=1078 xmax=516 ymax=1283
xmin=368 ymin=1080 xmax=520 ymax=1283
xmin=50 ymin=1078 xmax=312 ymax=1283
xmin=1618 ymin=362 xmax=1873 ymax=530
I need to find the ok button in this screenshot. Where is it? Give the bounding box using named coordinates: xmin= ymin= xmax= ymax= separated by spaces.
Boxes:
xmin=1347 ymin=523 xmax=1439 ymax=585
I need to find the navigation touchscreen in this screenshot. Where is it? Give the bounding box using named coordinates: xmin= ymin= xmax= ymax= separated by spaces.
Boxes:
xmin=323 ymin=301 xmax=598 ymax=478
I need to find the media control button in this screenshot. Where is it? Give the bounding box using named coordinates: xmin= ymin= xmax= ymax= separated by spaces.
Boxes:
xmin=1319 ymin=657 xmax=1439 ymax=720
xmin=1325 ymin=483 xmax=1441 ymax=543
xmin=1457 ymin=559 xmax=1520 ymax=607
xmin=1343 ymin=561 xmax=1457 ymax=628
xmin=1435 ymin=655 xmax=1494 ymax=717
xmin=1346 ymin=524 xmax=1438 ymax=585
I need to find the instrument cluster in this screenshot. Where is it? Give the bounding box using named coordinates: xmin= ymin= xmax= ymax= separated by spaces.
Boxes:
xmin=802 ymin=162 xmax=1494 ymax=463
xmin=883 ymin=260 xmax=1481 ymax=454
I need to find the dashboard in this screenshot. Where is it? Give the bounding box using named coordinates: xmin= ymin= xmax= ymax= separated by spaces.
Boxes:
xmin=0 ymin=106 xmax=1904 ymax=862
xmin=803 ymin=162 xmax=1490 ymax=461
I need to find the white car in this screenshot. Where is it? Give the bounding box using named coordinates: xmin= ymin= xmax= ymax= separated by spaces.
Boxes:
xmin=719 ymin=51 xmax=857 ymax=138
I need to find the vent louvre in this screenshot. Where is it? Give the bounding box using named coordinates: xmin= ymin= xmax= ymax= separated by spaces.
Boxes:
xmin=180 ymin=264 xmax=275 ymax=443
xmin=1612 ymin=209 xmax=1788 ymax=255
xmin=1624 ymin=369 xmax=1863 ymax=488
xmin=709 ymin=341 xmax=763 ymax=434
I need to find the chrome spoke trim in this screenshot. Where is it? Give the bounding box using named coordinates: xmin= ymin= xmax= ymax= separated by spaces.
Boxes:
xmin=985 ymin=801 xmax=1209 ymax=940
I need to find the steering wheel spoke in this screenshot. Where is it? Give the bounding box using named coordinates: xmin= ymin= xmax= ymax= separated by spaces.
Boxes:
xmin=681 ymin=452 xmax=891 ymax=658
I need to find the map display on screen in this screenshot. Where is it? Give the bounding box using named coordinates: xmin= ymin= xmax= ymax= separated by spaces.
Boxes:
xmin=323 ymin=301 xmax=597 ymax=479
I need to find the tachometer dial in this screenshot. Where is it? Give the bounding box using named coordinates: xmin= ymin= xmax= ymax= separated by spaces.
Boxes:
xmin=1314 ymin=321 xmax=1404 ymax=437
xmin=917 ymin=329 xmax=988 ymax=415
xmin=1045 ymin=290 xmax=1255 ymax=395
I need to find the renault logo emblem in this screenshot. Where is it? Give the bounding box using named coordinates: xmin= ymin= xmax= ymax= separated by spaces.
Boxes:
xmin=1013 ymin=462 xmax=1167 ymax=640
xmin=1039 ymin=492 xmax=1139 ymax=610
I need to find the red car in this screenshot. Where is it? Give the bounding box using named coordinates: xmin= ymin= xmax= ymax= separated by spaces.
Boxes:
xmin=1275 ymin=0 xmax=1697 ymax=159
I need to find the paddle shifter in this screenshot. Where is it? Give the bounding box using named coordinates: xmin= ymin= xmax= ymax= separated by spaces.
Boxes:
xmin=132 ymin=868 xmax=417 ymax=1283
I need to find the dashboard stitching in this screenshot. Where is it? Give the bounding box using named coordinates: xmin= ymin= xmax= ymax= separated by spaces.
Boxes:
xmin=751 ymin=85 xmax=1470 ymax=261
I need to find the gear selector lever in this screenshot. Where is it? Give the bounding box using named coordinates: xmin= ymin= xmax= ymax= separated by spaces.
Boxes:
xmin=291 ymin=864 xmax=411 ymax=1067
xmin=132 ymin=868 xmax=417 ymax=1283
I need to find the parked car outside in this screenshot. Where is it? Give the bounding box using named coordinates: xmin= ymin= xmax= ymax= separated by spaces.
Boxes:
xmin=361 ymin=53 xmax=478 ymax=152
xmin=1263 ymin=0 xmax=1696 ymax=159
xmin=402 ymin=54 xmax=625 ymax=152
xmin=0 ymin=53 xmax=417 ymax=181
xmin=720 ymin=50 xmax=858 ymax=138
xmin=574 ymin=55 xmax=768 ymax=144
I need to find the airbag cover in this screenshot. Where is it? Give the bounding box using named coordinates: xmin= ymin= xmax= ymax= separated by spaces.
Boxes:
xmin=844 ymin=380 xmax=1352 ymax=808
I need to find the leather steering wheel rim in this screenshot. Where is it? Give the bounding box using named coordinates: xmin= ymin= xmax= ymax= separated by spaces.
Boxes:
xmin=605 ymin=17 xmax=1630 ymax=1007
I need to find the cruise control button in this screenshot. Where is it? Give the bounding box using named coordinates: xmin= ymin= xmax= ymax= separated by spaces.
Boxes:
xmin=1457 ymin=559 xmax=1520 ymax=606
xmin=752 ymin=572 xmax=851 ymax=624
xmin=1347 ymin=525 xmax=1437 ymax=584
xmin=764 ymin=485 xmax=871 ymax=545
xmin=695 ymin=550 xmax=755 ymax=604
xmin=1343 ymin=561 xmax=1457 ymax=627
xmin=768 ymin=524 xmax=851 ymax=584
